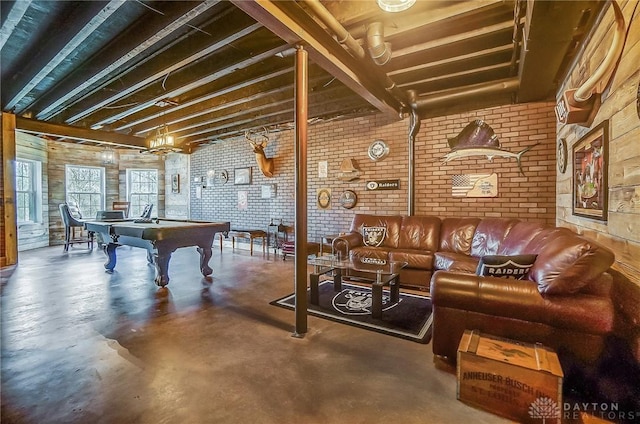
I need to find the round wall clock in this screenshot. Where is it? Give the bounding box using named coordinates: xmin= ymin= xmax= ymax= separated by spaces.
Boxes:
xmin=557 ymin=138 xmax=567 ymax=174
xmin=368 ymin=139 xmax=389 ymax=161
xmin=339 ymin=190 xmax=357 ymax=209
xmin=216 ymin=170 xmax=229 ymax=184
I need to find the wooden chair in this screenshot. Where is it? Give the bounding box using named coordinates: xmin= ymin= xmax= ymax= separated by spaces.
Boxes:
xmin=112 ymin=201 xmax=130 ymax=218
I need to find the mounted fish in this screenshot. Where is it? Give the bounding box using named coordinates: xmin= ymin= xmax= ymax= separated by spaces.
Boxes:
xmin=443 ymin=120 xmax=538 ymax=176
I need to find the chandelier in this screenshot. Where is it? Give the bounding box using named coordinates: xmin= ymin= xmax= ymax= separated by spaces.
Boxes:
xmin=146 ymin=124 xmax=182 ymax=154
xmin=100 ymin=146 xmax=115 ymax=164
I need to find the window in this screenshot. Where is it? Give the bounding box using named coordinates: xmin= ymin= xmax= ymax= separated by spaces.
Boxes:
xmin=127 ymin=169 xmax=158 ymax=217
xmin=16 ymin=160 xmax=41 ymax=223
xmin=65 ymin=165 xmax=105 ymax=219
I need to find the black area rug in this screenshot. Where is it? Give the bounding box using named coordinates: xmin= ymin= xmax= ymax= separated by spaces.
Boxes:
xmin=271 ymin=280 xmax=433 ymax=343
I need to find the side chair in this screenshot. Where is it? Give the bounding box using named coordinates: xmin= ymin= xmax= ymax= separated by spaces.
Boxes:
xmin=112 ymin=201 xmax=130 ymax=218
xmin=59 ymin=203 xmax=94 ymax=252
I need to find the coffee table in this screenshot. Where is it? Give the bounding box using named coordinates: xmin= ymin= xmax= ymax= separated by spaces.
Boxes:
xmin=308 ymin=255 xmax=407 ymax=319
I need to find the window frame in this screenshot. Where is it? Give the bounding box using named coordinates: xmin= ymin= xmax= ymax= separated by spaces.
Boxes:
xmin=126 ymin=168 xmax=159 ymax=217
xmin=65 ymin=164 xmax=105 ymax=219
xmin=15 ymin=159 xmax=42 ymax=224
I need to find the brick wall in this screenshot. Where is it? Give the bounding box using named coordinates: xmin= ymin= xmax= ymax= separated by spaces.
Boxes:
xmin=191 ymin=102 xmax=557 ymax=242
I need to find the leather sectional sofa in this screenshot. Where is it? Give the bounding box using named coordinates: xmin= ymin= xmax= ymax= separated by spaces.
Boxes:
xmin=332 ymin=213 xmax=616 ymax=363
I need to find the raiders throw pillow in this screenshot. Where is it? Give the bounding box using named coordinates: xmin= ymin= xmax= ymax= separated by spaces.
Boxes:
xmin=362 ymin=226 xmax=387 ymax=247
xmin=476 ymin=254 xmax=537 ymax=280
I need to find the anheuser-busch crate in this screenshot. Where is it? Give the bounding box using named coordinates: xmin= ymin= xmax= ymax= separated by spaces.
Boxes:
xmin=457 ymin=330 xmax=564 ymax=423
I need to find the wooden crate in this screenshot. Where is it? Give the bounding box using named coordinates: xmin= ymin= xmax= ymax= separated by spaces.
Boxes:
xmin=457 ymin=330 xmax=564 ymax=423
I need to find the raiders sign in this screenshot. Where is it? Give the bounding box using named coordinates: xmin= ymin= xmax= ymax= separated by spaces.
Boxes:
xmin=362 ymin=226 xmax=386 ymax=247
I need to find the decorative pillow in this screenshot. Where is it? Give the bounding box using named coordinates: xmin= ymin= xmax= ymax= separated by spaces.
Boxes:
xmin=362 ymin=226 xmax=387 ymax=247
xmin=476 ymin=254 xmax=537 ymax=280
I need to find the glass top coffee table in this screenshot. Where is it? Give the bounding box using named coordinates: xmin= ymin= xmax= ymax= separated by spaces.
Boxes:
xmin=308 ymin=255 xmax=407 ymax=319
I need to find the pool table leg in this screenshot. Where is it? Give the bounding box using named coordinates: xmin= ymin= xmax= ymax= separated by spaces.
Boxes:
xmin=152 ymin=251 xmax=171 ymax=287
xmin=104 ymin=243 xmax=118 ymax=271
xmin=197 ymin=247 xmax=213 ymax=276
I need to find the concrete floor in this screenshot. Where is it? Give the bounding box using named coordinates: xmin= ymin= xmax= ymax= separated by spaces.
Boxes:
xmin=1 ymin=243 xmax=516 ymax=424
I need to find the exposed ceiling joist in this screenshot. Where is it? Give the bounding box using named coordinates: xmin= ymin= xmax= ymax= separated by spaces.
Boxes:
xmin=232 ymin=0 xmax=402 ymax=117
xmin=16 ymin=116 xmax=146 ymax=148
xmin=518 ymin=0 xmax=605 ymax=102
xmin=35 ymin=0 xmax=223 ymax=121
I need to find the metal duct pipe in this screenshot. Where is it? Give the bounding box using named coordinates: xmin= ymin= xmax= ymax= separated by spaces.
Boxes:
xmin=573 ymin=0 xmax=625 ymax=102
xmin=303 ymin=0 xmax=406 ymax=104
xmin=411 ymin=78 xmax=520 ymax=110
xmin=407 ymin=91 xmax=420 ymax=216
xmin=303 ymin=0 xmax=366 ymax=59
xmin=367 ymin=22 xmax=392 ymax=66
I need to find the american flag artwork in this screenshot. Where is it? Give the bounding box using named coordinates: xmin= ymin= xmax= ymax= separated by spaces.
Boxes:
xmin=451 ymin=173 xmax=498 ymax=197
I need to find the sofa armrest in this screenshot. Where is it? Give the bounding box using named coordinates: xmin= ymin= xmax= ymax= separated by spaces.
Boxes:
xmin=332 ymin=232 xmax=363 ymax=258
xmin=430 ymin=270 xmax=614 ymax=333
xmin=431 ymin=270 xmax=543 ymax=317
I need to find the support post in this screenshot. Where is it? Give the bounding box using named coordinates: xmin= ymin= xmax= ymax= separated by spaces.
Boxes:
xmin=293 ymin=45 xmax=308 ymax=337
xmin=1 ymin=112 xmax=18 ymax=267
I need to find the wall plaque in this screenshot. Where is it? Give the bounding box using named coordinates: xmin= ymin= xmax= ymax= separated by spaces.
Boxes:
xmin=365 ymin=180 xmax=399 ymax=191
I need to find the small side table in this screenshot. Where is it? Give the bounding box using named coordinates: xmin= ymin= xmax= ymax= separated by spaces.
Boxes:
xmin=319 ymin=234 xmax=341 ymax=256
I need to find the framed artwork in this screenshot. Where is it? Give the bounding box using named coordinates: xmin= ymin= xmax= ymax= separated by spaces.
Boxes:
xmin=238 ymin=190 xmax=248 ymax=210
xmin=234 ymin=167 xmax=252 ymax=185
xmin=171 ymin=174 xmax=180 ymax=193
xmin=261 ymin=184 xmax=276 ymax=199
xmin=317 ymin=188 xmax=331 ymax=209
xmin=573 ymin=120 xmax=608 ymax=221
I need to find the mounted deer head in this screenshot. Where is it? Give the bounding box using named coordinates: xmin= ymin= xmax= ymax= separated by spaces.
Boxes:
xmin=246 ymin=127 xmax=275 ymax=178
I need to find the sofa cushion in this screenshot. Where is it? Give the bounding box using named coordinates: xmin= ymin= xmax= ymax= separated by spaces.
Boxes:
xmin=471 ymin=218 xmax=519 ymax=257
xmin=349 ymin=214 xmax=401 ymax=248
xmin=434 ymin=251 xmax=478 ymax=273
xmin=476 ymin=254 xmax=537 ymax=280
xmin=531 ymin=235 xmax=615 ymax=294
xmin=349 ymin=246 xmax=390 ymax=262
xmin=439 ymin=217 xmax=480 ymax=255
xmin=497 ymin=221 xmax=547 ymax=255
xmin=399 ymin=216 xmax=441 ymax=251
xmin=362 ymin=226 xmax=387 ymax=247
xmin=389 ymin=249 xmax=434 ymax=270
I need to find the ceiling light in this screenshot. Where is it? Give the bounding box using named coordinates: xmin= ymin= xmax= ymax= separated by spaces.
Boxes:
xmin=101 ymin=146 xmax=115 ymax=164
xmin=377 ymin=0 xmax=415 ymax=13
xmin=146 ymin=124 xmax=182 ymax=154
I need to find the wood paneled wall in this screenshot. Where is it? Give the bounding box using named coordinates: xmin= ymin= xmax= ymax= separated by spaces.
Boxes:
xmin=47 ymin=140 xmax=165 ymax=245
xmin=556 ymin=1 xmax=640 ymax=358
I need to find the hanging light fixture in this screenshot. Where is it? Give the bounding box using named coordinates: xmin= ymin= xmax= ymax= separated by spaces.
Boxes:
xmin=377 ymin=0 xmax=415 ymax=13
xmin=101 ymin=146 xmax=115 ymax=164
xmin=146 ymin=124 xmax=182 ymax=154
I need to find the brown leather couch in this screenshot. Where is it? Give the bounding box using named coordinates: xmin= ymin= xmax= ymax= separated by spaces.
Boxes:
xmin=333 ymin=214 xmax=616 ymax=363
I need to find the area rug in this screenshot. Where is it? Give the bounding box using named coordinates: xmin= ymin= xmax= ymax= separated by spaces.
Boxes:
xmin=271 ymin=280 xmax=433 ymax=343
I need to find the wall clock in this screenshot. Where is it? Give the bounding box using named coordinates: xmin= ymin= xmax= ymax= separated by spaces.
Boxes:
xmin=557 ymin=138 xmax=567 ymax=174
xmin=368 ymin=139 xmax=389 ymax=161
xmin=338 ymin=190 xmax=357 ymax=209
xmin=216 ymin=170 xmax=229 ymax=184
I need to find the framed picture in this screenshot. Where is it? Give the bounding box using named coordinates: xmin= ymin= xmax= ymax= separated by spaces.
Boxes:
xmin=234 ymin=167 xmax=252 ymax=185
xmin=171 ymin=174 xmax=180 ymax=193
xmin=573 ymin=120 xmax=608 ymax=221
xmin=317 ymin=188 xmax=331 ymax=209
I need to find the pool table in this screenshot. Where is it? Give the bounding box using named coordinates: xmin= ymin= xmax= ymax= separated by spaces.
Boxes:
xmin=84 ymin=219 xmax=230 ymax=287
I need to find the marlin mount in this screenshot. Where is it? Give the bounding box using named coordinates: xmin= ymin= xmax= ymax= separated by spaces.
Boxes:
xmin=442 ymin=120 xmax=538 ymax=176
